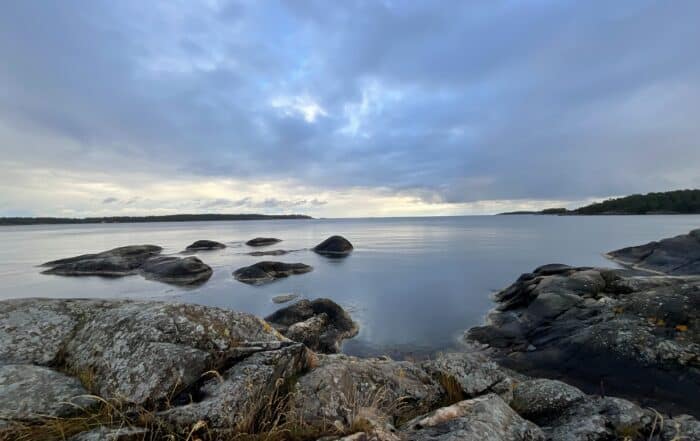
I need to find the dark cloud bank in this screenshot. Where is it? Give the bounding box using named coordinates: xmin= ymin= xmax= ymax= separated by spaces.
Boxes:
xmin=1 ymin=0 xmax=699 ymax=210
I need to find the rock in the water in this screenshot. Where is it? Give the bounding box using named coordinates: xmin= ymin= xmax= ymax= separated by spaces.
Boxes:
xmin=467 ymin=265 xmax=700 ymax=416
xmin=265 ymin=298 xmax=359 ymax=353
xmin=140 ymin=256 xmax=212 ymax=285
xmin=293 ymin=354 xmax=443 ymax=430
xmin=608 ymin=229 xmax=700 ymax=275
xmin=248 ymin=249 xmax=291 ymax=256
xmin=0 ymin=364 xmax=94 ymax=421
xmin=233 ymin=261 xmax=312 ymax=285
xmin=272 ymin=293 xmax=299 ymax=304
xmin=246 ymin=237 xmax=282 ymax=247
xmin=401 ymin=394 xmax=545 ymax=441
xmin=41 ymin=245 xmax=163 ymax=277
xmin=313 ymin=235 xmax=354 ymax=257
xmin=184 ymin=240 xmax=226 ymax=251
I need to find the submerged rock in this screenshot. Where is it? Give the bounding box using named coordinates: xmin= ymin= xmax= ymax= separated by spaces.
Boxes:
xmin=140 ymin=256 xmax=212 ymax=285
xmin=233 ymin=261 xmax=312 ymax=285
xmin=271 ymin=293 xmax=299 ymax=304
xmin=313 ymin=235 xmax=354 ymax=257
xmin=184 ymin=240 xmax=226 ymax=251
xmin=265 ymin=298 xmax=359 ymax=353
xmin=607 ymin=229 xmax=700 ymax=275
xmin=41 ymin=245 xmax=163 ymax=277
xmin=467 ymin=265 xmax=700 ymax=416
xmin=245 ymin=237 xmax=282 ymax=247
xmin=247 ymin=249 xmax=291 ymax=256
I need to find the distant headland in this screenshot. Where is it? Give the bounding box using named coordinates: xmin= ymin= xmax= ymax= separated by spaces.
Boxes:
xmin=0 ymin=213 xmax=313 ymax=226
xmin=499 ymin=189 xmax=700 ymax=215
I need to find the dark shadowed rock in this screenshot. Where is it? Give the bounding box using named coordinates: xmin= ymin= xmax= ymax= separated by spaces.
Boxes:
xmin=233 ymin=261 xmax=312 ymax=285
xmin=467 ymin=265 xmax=700 ymax=416
xmin=313 ymin=235 xmax=354 ymax=257
xmin=245 ymin=237 xmax=282 ymax=247
xmin=265 ymin=298 xmax=359 ymax=353
xmin=140 ymin=256 xmax=212 ymax=285
xmin=608 ymin=229 xmax=700 ymax=275
xmin=41 ymin=245 xmax=163 ymax=277
xmin=184 ymin=240 xmax=226 ymax=251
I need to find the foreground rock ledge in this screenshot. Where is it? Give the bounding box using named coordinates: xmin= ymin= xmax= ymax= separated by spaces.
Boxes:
xmin=607 ymin=228 xmax=700 ymax=275
xmin=2 ymin=298 xmax=698 ymax=441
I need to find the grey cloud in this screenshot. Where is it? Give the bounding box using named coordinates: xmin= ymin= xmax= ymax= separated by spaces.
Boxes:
xmin=102 ymin=197 xmax=118 ymax=204
xmin=1 ymin=0 xmax=699 ymax=211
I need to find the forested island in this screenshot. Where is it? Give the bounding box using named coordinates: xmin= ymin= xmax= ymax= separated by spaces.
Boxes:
xmin=500 ymin=189 xmax=700 ymax=215
xmin=0 ymin=213 xmax=312 ymax=226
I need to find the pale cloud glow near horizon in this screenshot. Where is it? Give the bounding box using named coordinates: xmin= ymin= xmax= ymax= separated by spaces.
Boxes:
xmin=1 ymin=1 xmax=699 ymax=218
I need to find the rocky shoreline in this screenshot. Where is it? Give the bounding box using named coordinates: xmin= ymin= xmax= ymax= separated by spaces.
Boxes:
xmin=2 ymin=230 xmax=699 ymax=440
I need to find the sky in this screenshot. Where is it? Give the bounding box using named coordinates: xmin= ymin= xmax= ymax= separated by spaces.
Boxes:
xmin=1 ymin=0 xmax=699 ymax=218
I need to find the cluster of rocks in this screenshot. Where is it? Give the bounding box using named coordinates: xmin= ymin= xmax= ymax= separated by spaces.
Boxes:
xmin=40 ymin=235 xmax=354 ymax=287
xmin=41 ymin=245 xmax=212 ymax=286
xmin=2 ymin=297 xmax=696 ymax=441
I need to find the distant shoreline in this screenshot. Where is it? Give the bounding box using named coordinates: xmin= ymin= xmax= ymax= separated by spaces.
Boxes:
xmin=0 ymin=213 xmax=313 ymax=226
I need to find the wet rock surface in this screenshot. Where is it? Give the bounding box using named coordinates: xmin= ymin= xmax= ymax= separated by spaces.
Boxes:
xmin=233 ymin=261 xmax=313 ymax=285
xmin=467 ymin=264 xmax=700 ymax=416
xmin=272 ymin=293 xmax=299 ymax=304
xmin=313 ymin=235 xmax=354 ymax=257
xmin=246 ymin=237 xmax=282 ymax=247
xmin=184 ymin=240 xmax=226 ymax=251
xmin=608 ymin=228 xmax=700 ymax=275
xmin=247 ymin=249 xmax=292 ymax=256
xmin=266 ymin=298 xmax=359 ymax=353
xmin=140 ymin=255 xmax=213 ymax=285
xmin=41 ymin=245 xmax=163 ymax=277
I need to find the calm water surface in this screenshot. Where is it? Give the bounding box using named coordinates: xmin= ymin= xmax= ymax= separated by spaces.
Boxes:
xmin=1 ymin=215 xmax=698 ymax=356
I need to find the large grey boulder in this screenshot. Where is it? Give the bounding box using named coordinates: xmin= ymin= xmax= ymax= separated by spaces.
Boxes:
xmin=608 ymin=229 xmax=700 ymax=275
xmin=160 ymin=343 xmax=309 ymax=435
xmin=421 ymin=352 xmax=510 ymax=400
xmin=293 ymin=354 xmax=443 ymax=430
xmin=0 ymin=364 xmax=94 ymax=421
xmin=265 ymin=298 xmax=359 ymax=353
xmin=41 ymin=245 xmax=163 ymax=277
xmin=233 ymin=261 xmax=312 ymax=285
xmin=401 ymin=394 xmax=545 ymax=441
xmin=139 ymin=255 xmax=212 ymax=285
xmin=67 ymin=426 xmax=149 ymax=441
xmin=509 ymin=379 xmax=585 ymax=424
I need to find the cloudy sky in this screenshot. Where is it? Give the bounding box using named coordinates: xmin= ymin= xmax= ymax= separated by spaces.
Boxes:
xmin=1 ymin=1 xmax=699 ymax=217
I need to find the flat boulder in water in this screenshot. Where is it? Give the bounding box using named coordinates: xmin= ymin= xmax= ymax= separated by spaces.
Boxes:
xmin=233 ymin=261 xmax=312 ymax=285
xmin=313 ymin=235 xmax=353 ymax=257
xmin=265 ymin=298 xmax=359 ymax=353
xmin=245 ymin=237 xmax=282 ymax=247
xmin=140 ymin=256 xmax=212 ymax=285
xmin=41 ymin=245 xmax=163 ymax=277
xmin=184 ymin=240 xmax=226 ymax=251
xmin=607 ymin=229 xmax=700 ymax=275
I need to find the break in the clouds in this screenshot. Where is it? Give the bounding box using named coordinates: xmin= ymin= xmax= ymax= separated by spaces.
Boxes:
xmin=1 ymin=1 xmax=699 ymax=217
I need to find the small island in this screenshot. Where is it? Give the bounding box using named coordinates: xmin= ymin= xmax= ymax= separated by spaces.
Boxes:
xmin=0 ymin=213 xmax=312 ymax=226
xmin=499 ymin=189 xmax=700 ymax=215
